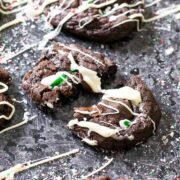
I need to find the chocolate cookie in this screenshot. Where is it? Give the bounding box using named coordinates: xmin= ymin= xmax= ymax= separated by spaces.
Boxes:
xmin=67 ymin=76 xmax=161 ymax=149
xmin=0 ymin=67 xmax=15 ymax=126
xmin=22 ymin=43 xmax=117 ymax=108
xmin=50 ymin=0 xmax=144 ymax=42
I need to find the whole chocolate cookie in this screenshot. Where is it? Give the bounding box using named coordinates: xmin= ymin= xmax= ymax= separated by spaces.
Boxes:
xmin=0 ymin=67 xmax=15 ymax=126
xmin=22 ymin=43 xmax=117 ymax=108
xmin=67 ymin=76 xmax=161 ymax=149
xmin=50 ymin=0 xmax=144 ymax=42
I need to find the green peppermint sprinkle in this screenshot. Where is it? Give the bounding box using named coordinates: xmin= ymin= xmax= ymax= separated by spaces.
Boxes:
xmin=119 ymin=119 xmax=131 ymax=129
xmin=50 ymin=74 xmax=67 ymax=89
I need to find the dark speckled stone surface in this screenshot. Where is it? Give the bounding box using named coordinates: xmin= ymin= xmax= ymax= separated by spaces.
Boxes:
xmin=0 ymin=0 xmax=180 ymax=179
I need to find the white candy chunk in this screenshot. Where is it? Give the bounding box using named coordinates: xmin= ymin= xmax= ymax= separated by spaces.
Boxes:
xmin=102 ymin=86 xmax=142 ymax=106
xmin=67 ymin=119 xmax=119 ymax=138
xmin=68 ymin=53 xmax=102 ymax=93
xmin=41 ymin=74 xmax=59 ymax=86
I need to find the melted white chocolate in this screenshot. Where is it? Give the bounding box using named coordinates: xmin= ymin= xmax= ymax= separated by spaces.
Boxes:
xmin=82 ymin=138 xmax=98 ymax=146
xmin=67 ymin=119 xmax=121 ymax=139
xmin=68 ymin=53 xmax=102 ymax=93
xmin=101 ymin=86 xmax=142 ymax=106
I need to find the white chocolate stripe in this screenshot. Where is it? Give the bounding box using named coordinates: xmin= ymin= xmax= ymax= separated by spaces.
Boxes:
xmin=57 ymin=43 xmax=104 ymax=66
xmin=145 ymin=0 xmax=162 ymax=8
xmin=98 ymin=102 xmax=119 ymax=116
xmin=102 ymin=97 xmax=140 ymax=117
xmin=111 ymin=18 xmax=142 ymax=31
xmin=48 ymin=0 xmax=74 ymax=23
xmin=0 ymin=118 xmax=28 ymax=135
xmin=0 ymin=0 xmax=28 ymax=10
xmin=103 ymin=1 xmax=144 ymax=17
xmin=75 ymin=110 xmax=98 ymax=115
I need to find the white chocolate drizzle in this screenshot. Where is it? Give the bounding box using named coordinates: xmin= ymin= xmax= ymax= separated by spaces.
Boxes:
xmin=101 ymin=97 xmax=140 ymax=117
xmin=0 ymin=0 xmax=59 ymax=32
xmin=69 ymin=85 xmax=157 ymax=138
xmin=75 ymin=109 xmax=98 ymax=115
xmin=98 ymin=102 xmax=119 ymax=116
xmin=39 ymin=0 xmax=124 ymax=48
xmin=82 ymin=138 xmax=98 ymax=146
xmin=1 ymin=44 xmax=35 ymax=63
xmin=67 ymin=119 xmax=121 ymax=139
xmin=0 ymin=82 xmax=8 ymax=93
xmin=81 ymin=158 xmax=113 ymax=179
xmin=0 ymin=101 xmax=15 ymax=120
xmin=0 ymin=117 xmax=27 ymax=135
xmin=145 ymin=0 xmax=162 ymax=8
xmin=55 ymin=43 xmax=104 ymax=66
xmin=68 ymin=53 xmax=102 ymax=93
xmin=0 ymin=18 xmax=24 ymax=32
xmin=0 ymin=0 xmax=28 ymax=10
xmin=0 ymin=149 xmax=79 ymax=180
xmin=0 ymin=82 xmax=15 ymax=121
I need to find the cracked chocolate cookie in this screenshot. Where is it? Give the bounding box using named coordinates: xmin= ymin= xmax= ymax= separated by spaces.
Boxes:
xmin=0 ymin=67 xmax=15 ymax=126
xmin=50 ymin=0 xmax=144 ymax=42
xmin=22 ymin=43 xmax=117 ymax=108
xmin=68 ymin=76 xmax=161 ymax=149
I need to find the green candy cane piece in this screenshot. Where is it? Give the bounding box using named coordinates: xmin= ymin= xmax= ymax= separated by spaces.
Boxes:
xmin=50 ymin=74 xmax=67 ymax=89
xmin=71 ymin=68 xmax=78 ymax=73
xmin=119 ymin=119 xmax=131 ymax=129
